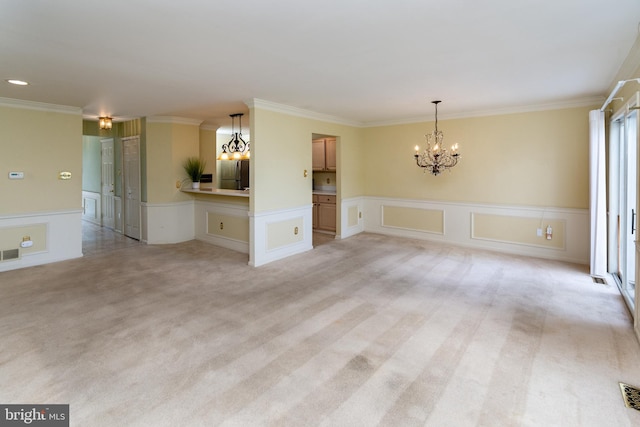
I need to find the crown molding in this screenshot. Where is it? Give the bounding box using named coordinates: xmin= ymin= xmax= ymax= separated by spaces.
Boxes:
xmin=146 ymin=116 xmax=203 ymax=126
xmin=199 ymin=124 xmax=219 ymax=131
xmin=0 ymin=97 xmax=82 ymax=115
xmin=244 ymin=98 xmax=364 ymax=127
xmin=364 ymin=96 xmax=604 ymax=127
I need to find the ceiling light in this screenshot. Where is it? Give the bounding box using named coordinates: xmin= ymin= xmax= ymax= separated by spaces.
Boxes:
xmin=6 ymin=79 xmax=29 ymax=86
xmin=99 ymin=117 xmax=113 ymax=130
xmin=218 ymin=113 xmax=250 ymax=161
xmin=414 ymin=101 xmax=460 ymax=176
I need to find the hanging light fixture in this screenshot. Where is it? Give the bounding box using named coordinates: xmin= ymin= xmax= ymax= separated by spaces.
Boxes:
xmin=413 ymin=101 xmax=460 ymax=175
xmin=218 ymin=113 xmax=250 ymax=160
xmin=99 ymin=116 xmax=113 ymax=130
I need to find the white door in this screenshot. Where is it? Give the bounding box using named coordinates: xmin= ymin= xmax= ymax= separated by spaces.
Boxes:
xmin=123 ymin=136 xmax=141 ymax=240
xmin=101 ymin=139 xmax=115 ymax=230
xmin=609 ymin=102 xmax=639 ymax=314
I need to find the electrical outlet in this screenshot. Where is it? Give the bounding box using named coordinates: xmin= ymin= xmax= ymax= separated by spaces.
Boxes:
xmin=536 ymin=228 xmax=542 ymax=237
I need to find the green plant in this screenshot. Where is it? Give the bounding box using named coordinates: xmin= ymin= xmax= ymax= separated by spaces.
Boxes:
xmin=183 ymin=157 xmax=206 ymax=182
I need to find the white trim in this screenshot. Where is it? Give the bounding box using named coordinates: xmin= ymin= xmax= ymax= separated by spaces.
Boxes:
xmin=249 ymin=205 xmax=313 ymax=267
xmin=367 ymin=97 xmax=604 ymax=127
xmin=244 ymin=98 xmax=363 ymax=127
xmin=82 ymin=191 xmax=102 ymax=225
xmin=0 ymin=97 xmax=82 ymax=115
xmin=144 ymin=201 xmax=195 ymax=244
xmin=199 ymin=124 xmax=219 ymax=131
xmin=0 ymin=209 xmax=83 ymax=220
xmin=244 ymin=96 xmax=603 ymax=129
xmin=338 ymin=196 xmax=365 ymax=240
xmin=146 ymin=116 xmax=203 ymax=126
xmin=363 ymin=196 xmax=589 ymax=265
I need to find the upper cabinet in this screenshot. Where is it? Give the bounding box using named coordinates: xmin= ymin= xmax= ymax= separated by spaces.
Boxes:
xmin=312 ymin=138 xmax=336 ymax=172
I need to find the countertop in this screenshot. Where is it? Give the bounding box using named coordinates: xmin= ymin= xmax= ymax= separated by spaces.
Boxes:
xmin=182 ymin=188 xmax=250 ymax=198
xmin=313 ymin=190 xmax=337 ymax=196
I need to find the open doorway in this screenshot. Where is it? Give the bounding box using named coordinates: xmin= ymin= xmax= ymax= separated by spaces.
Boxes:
xmin=312 ymin=134 xmax=337 ymax=247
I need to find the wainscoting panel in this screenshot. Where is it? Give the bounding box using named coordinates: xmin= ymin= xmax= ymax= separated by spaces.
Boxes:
xmin=82 ymin=191 xmax=101 ymax=225
xmin=0 ymin=210 xmax=82 ymax=272
xmin=364 ymin=197 xmax=588 ymax=264
xmin=0 ymin=223 xmax=47 ymax=255
xmin=339 ymin=197 xmax=364 ymax=240
xmin=250 ymin=205 xmax=313 ymax=267
xmin=207 ymin=212 xmax=250 ymax=243
xmin=144 ymin=201 xmax=194 ymax=244
xmin=382 ymin=205 xmax=444 ymax=234
xmin=266 ymin=217 xmax=304 ymax=250
xmin=472 ymin=213 xmax=565 ymax=250
xmin=195 ymin=199 xmax=249 ymax=254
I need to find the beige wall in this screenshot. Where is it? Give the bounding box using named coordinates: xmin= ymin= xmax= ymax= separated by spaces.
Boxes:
xmin=146 ymin=121 xmax=200 ymax=204
xmin=0 ymin=106 xmax=82 ymax=215
xmin=363 ymin=106 xmax=594 ymax=209
xmin=249 ymin=107 xmax=365 ymax=214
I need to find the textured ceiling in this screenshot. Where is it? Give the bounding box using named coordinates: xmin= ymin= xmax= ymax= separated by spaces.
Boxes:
xmin=1 ymin=0 xmax=639 ymax=128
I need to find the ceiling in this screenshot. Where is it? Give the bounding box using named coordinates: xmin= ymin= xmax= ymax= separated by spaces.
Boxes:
xmin=1 ymin=0 xmax=640 ymax=129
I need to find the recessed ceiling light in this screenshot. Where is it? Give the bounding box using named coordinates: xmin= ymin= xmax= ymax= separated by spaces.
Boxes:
xmin=6 ymin=79 xmax=29 ymax=86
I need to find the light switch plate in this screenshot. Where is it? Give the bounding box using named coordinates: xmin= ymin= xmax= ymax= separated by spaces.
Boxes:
xmin=8 ymin=171 xmax=24 ymax=179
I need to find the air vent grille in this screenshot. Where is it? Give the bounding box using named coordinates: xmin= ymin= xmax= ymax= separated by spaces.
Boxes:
xmin=1 ymin=248 xmax=20 ymax=262
xmin=620 ymin=382 xmax=640 ymax=411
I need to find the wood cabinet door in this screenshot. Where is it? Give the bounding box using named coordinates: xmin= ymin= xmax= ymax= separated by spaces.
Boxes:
xmin=312 ymin=139 xmax=326 ymax=171
xmin=318 ymin=203 xmax=336 ymax=231
xmin=325 ymin=138 xmax=337 ymax=171
xmin=312 ymin=195 xmax=319 ymax=229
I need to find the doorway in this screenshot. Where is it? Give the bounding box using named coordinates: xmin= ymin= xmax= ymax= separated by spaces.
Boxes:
xmin=311 ymin=134 xmax=337 ymax=247
xmin=101 ymin=139 xmax=115 ymax=230
xmin=609 ymin=102 xmax=639 ymax=313
xmin=123 ymin=136 xmax=141 ymax=240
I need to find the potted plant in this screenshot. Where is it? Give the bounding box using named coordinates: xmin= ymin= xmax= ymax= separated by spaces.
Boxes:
xmin=183 ymin=157 xmax=206 ymax=189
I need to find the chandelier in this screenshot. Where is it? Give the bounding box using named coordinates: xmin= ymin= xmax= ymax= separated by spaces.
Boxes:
xmin=218 ymin=113 xmax=250 ymax=160
xmin=414 ymin=100 xmax=460 ymax=175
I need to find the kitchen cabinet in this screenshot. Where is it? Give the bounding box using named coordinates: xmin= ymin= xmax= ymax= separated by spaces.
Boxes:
xmin=312 ymin=138 xmax=336 ymax=171
xmin=313 ymin=194 xmax=336 ymax=232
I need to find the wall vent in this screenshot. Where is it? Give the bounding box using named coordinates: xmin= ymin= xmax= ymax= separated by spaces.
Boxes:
xmin=592 ymin=276 xmax=607 ymax=285
xmin=1 ymin=248 xmax=20 ymax=262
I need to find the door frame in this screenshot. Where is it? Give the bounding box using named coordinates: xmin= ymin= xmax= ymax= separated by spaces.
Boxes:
xmin=608 ymin=92 xmax=640 ymax=317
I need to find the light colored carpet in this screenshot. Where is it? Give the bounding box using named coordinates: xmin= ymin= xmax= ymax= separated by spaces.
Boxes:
xmin=1 ymin=232 xmax=640 ymax=426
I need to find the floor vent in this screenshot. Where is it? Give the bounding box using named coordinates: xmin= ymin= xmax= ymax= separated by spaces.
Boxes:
xmin=620 ymin=383 xmax=640 ymax=411
xmin=1 ymin=248 xmax=20 ymax=262
xmin=592 ymin=276 xmax=607 ymax=285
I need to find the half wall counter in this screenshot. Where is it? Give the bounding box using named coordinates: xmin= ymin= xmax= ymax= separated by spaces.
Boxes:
xmin=182 ymin=188 xmax=250 ymax=254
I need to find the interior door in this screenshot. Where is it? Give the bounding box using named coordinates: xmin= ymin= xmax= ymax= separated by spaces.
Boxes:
xmin=101 ymin=139 xmax=115 ymax=230
xmin=610 ymin=105 xmax=638 ymax=313
xmin=123 ymin=136 xmax=141 ymax=240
